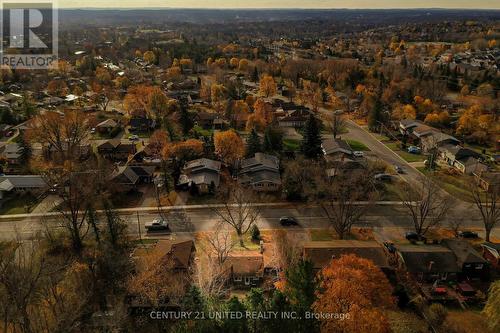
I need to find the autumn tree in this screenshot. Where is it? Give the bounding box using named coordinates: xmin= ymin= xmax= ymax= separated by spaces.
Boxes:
xmin=399 ymin=177 xmax=451 ymax=238
xmin=143 ymin=50 xmax=156 ymax=64
xmin=327 ymin=111 xmax=346 ymax=139
xmin=47 ymin=80 xmax=68 ymax=96
xmin=259 ymin=74 xmax=277 ymax=97
xmin=91 ymin=81 xmax=115 ymax=111
xmin=483 ymin=280 xmax=500 ymax=333
xmin=162 ymin=139 xmax=204 ymax=166
xmin=314 ymin=254 xmax=394 ymax=333
xmin=27 ymin=110 xmax=90 ymax=163
xmin=214 ymin=130 xmax=245 ymax=165
xmin=212 ymin=186 xmax=260 ymax=247
xmin=471 ymin=179 xmax=499 ymax=242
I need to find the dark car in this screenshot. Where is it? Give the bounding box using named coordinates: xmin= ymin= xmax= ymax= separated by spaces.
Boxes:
xmin=394 ymin=165 xmax=404 ymax=174
xmin=405 ymin=231 xmax=426 ymax=242
xmin=459 ymin=231 xmax=479 ymax=239
xmin=374 ymin=173 xmax=392 ymax=181
xmin=280 ymin=217 xmax=298 ymax=226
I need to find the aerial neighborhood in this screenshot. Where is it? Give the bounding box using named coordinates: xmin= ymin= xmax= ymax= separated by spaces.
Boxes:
xmin=0 ymin=7 xmax=499 ymax=333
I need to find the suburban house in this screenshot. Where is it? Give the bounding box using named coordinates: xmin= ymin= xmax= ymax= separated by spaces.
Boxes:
xmin=481 ymin=243 xmax=500 ymax=270
xmin=439 ymin=144 xmax=487 ymax=174
xmin=474 ymin=172 xmax=500 ymax=192
xmin=322 ymin=138 xmax=353 ymax=161
xmin=419 ymin=131 xmax=460 ymax=152
xmin=238 ymin=153 xmax=281 ymax=192
xmin=394 ymin=244 xmax=460 ymax=282
xmin=1 ymin=143 xmax=22 ymax=166
xmin=97 ymin=140 xmax=137 ymax=161
xmin=303 ymin=240 xmax=391 ymax=273
xmin=194 ymin=111 xmax=218 ymax=128
xmin=0 ymin=175 xmax=48 ymax=199
xmin=95 ymin=118 xmax=120 ymax=134
xmin=399 ymin=119 xmax=425 ymax=135
xmin=278 ymin=109 xmax=311 ymax=128
xmin=441 ymin=239 xmax=489 ymax=280
xmin=225 ymin=254 xmax=264 ymax=288
xmin=110 ymin=165 xmax=155 ymax=190
xmin=178 ymin=158 xmax=221 ymax=194
xmin=129 ymin=117 xmax=155 ymax=132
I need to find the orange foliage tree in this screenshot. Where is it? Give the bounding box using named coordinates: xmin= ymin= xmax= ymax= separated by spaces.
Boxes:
xmin=214 ymin=130 xmax=244 ymax=165
xmin=162 ymin=139 xmax=204 ymax=163
xmin=313 ymin=254 xmax=394 ymax=333
xmin=259 ymin=74 xmax=277 ymax=97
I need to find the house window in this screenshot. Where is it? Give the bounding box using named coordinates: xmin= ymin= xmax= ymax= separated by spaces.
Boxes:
xmin=234 ymin=276 xmax=242 ymax=282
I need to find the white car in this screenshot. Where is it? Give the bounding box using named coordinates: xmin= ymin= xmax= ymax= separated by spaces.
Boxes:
xmin=353 ymin=151 xmax=364 ymax=158
xmin=128 ymin=134 xmax=139 ymax=141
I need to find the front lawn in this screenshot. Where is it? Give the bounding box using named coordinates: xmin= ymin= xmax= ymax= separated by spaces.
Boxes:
xmin=0 ymin=193 xmax=38 ymax=215
xmin=283 ymin=138 xmax=301 ymax=151
xmin=385 ymin=142 xmax=426 ymax=163
xmin=417 ymin=167 xmax=476 ymax=202
xmin=309 ymin=228 xmax=336 ymax=241
xmin=346 ymin=139 xmax=370 ymax=151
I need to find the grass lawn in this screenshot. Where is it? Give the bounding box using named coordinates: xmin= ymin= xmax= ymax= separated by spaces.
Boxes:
xmin=445 ymin=310 xmax=494 ymax=333
xmin=0 ymin=193 xmax=38 ymax=215
xmin=309 ymin=228 xmax=336 ymax=241
xmin=418 ymin=167 xmax=475 ymax=202
xmin=232 ymin=232 xmax=261 ymax=251
xmin=283 ymin=138 xmax=301 ymax=151
xmin=192 ymin=125 xmax=213 ymax=138
xmin=385 ymin=142 xmax=426 ymax=163
xmin=346 ymin=139 xmax=370 ymax=151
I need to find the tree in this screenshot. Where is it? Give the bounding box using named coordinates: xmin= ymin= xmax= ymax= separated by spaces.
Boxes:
xmin=203 ymin=222 xmax=235 ymax=266
xmin=399 ymin=177 xmax=451 ymax=238
xmin=259 ymin=74 xmax=277 ymax=97
xmin=214 ymin=130 xmax=245 ymax=166
xmin=179 ymin=104 xmax=193 ymax=135
xmin=263 ymin=126 xmax=283 ymax=153
xmin=368 ymin=96 xmax=383 ymax=131
xmin=250 ymin=225 xmax=261 ymax=242
xmin=27 ymin=110 xmax=90 ymax=163
xmin=483 ymin=280 xmax=500 ymax=333
xmin=162 ymin=139 xmax=204 ymax=166
xmin=301 ymin=114 xmax=322 ymax=159
xmin=317 ymin=170 xmax=375 ymax=239
xmin=328 ymin=112 xmax=346 ymax=139
xmin=143 ymin=50 xmax=156 ymax=64
xmin=212 ymin=186 xmax=260 ymax=247
xmin=314 ymin=254 xmax=394 ymax=333
xmin=471 ymin=180 xmax=499 ymax=242
xmin=246 ymin=129 xmax=262 ymax=157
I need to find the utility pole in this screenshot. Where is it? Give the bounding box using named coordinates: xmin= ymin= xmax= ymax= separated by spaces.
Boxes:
xmin=136 ymin=211 xmax=143 ymax=247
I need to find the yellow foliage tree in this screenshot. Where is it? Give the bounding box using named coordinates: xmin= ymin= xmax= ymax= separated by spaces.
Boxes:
xmin=214 ymin=130 xmax=244 ymax=165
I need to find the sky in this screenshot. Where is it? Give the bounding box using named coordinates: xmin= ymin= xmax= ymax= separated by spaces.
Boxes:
xmin=55 ymin=0 xmax=500 ymax=9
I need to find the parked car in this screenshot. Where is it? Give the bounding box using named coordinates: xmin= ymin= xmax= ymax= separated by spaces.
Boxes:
xmin=459 ymin=231 xmax=479 ymax=239
xmin=407 ymin=146 xmax=421 ymax=154
xmin=145 ymin=218 xmax=169 ymax=232
xmin=128 ymin=134 xmax=139 ymax=141
xmin=374 ymin=173 xmax=391 ymax=181
xmin=394 ymin=165 xmax=404 ymax=174
xmin=405 ymin=231 xmax=427 ymax=242
xmin=353 ymin=151 xmax=364 ymax=158
xmin=90 ymin=128 xmax=96 ymax=134
xmin=280 ymin=216 xmax=298 ymax=226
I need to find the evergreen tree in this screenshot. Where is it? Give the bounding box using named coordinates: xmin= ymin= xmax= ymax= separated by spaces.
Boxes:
xmin=246 ymin=129 xmax=261 ymax=157
xmin=263 ymin=126 xmax=283 ymax=153
xmin=251 ymin=67 xmax=259 ymax=82
xmin=300 ymin=114 xmax=322 ymax=159
xmin=18 ymin=134 xmax=32 ymax=166
xmin=222 ymin=297 xmax=248 ymax=333
xmin=283 ymin=259 xmax=319 ymax=332
xmin=367 ymin=96 xmax=383 ymax=131
xmin=179 ymin=104 xmax=193 ymax=136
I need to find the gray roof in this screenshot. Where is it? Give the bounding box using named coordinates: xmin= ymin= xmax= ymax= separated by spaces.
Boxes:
xmin=239 ymin=153 xmax=281 ymax=185
xmin=184 ymin=158 xmax=221 ymax=173
xmin=441 ymin=239 xmax=487 ymax=266
xmin=322 ymin=139 xmax=353 ymax=156
xmin=2 ymin=143 xmax=21 ymax=159
xmin=0 ymin=175 xmax=47 ymax=191
xmin=181 ymin=158 xmax=221 ymax=187
xmin=397 ymin=244 xmax=460 ymax=273
xmin=96 ymin=119 xmax=118 ymax=128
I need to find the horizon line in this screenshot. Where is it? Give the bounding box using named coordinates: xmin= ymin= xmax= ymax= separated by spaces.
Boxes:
xmin=53 ymin=7 xmax=500 ymax=10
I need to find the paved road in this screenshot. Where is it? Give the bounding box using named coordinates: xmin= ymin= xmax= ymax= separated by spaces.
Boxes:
xmin=1 ymin=204 xmax=495 ymax=241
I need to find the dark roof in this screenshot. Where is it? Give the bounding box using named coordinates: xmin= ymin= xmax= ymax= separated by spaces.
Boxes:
xmin=303 ymin=240 xmax=389 ymax=269
xmin=397 ymin=245 xmax=460 ymax=273
xmin=97 ymin=139 xmax=120 ymax=150
xmin=168 ymin=240 xmax=195 ymax=270
xmin=441 ymin=239 xmax=487 ymax=266
xmin=239 ymin=153 xmax=281 ymax=185
xmin=322 ymin=138 xmax=353 ymax=155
